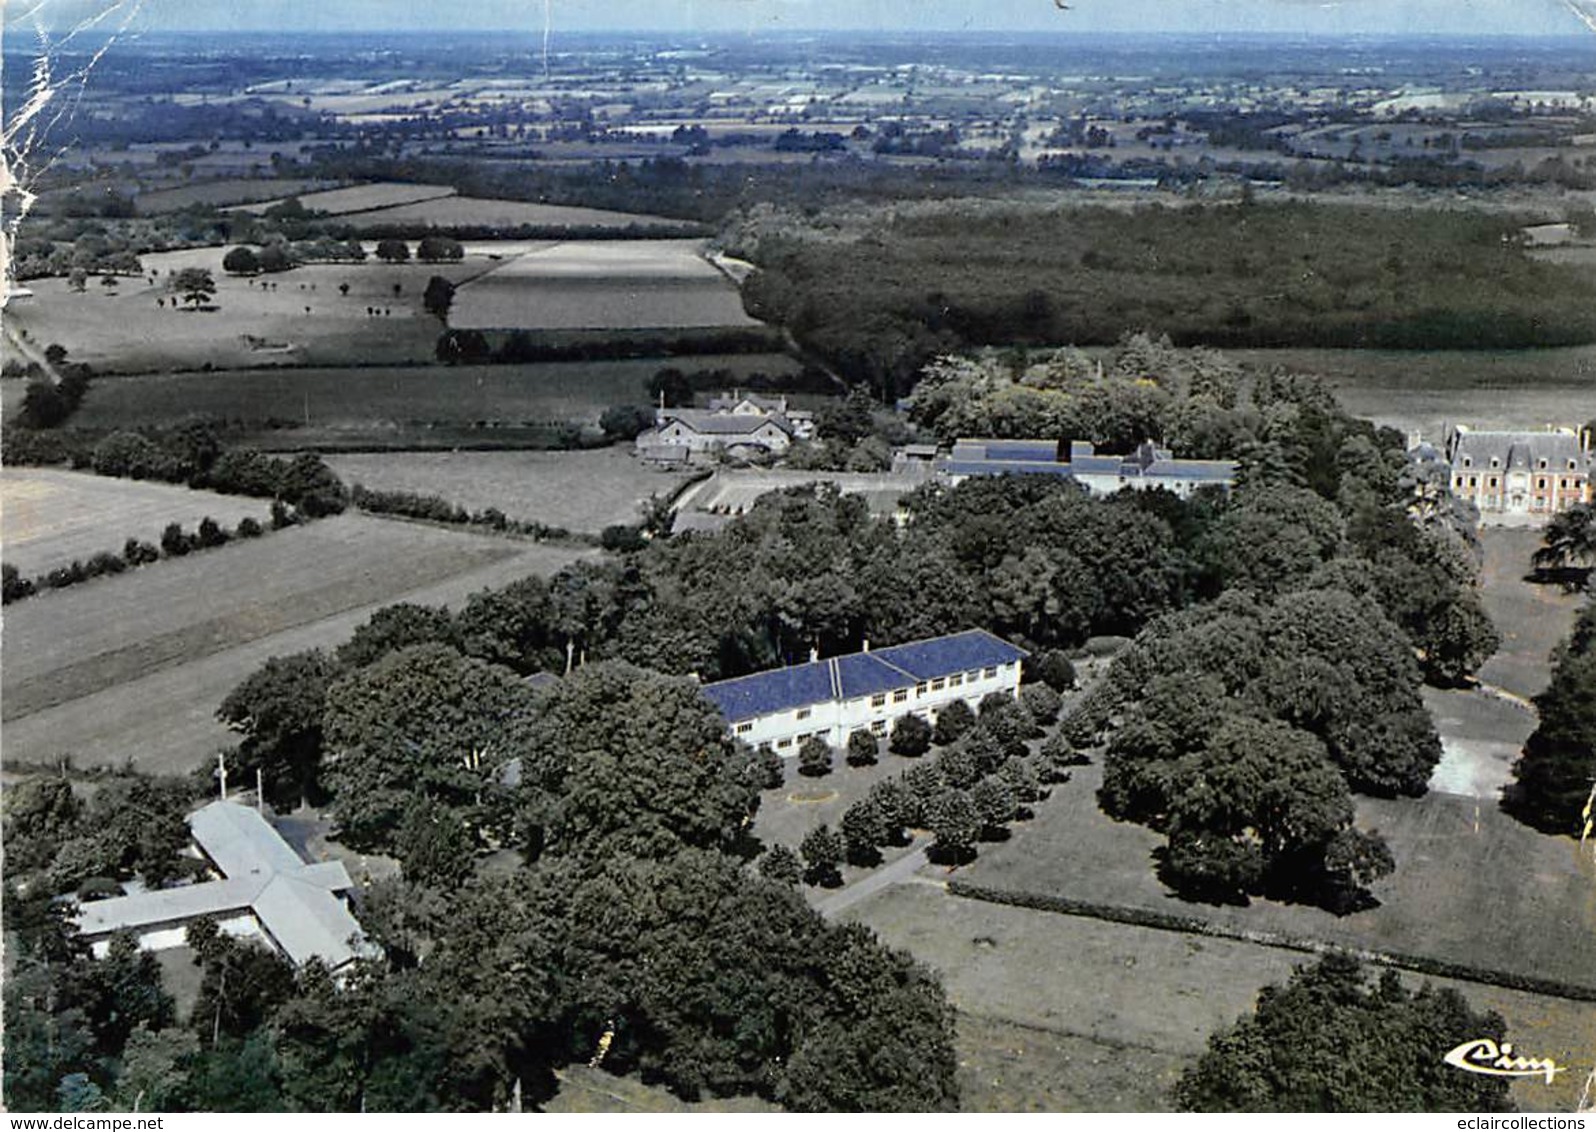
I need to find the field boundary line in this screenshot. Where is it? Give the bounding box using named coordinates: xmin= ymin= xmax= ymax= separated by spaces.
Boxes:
xmin=946 ymin=879 xmax=1596 ymax=1003
xmin=955 ymin=1007 xmax=1188 ymax=1058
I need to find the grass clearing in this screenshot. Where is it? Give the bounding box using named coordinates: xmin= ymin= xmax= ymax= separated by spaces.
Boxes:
xmin=1230 ymin=346 xmax=1596 ymax=440
xmin=450 ymin=240 xmax=754 ymax=330
xmin=0 ymin=514 xmax=593 ymax=775
xmin=954 ymin=754 xmax=1596 ymax=992
xmin=323 ymin=447 xmax=696 ymax=532
xmin=0 ymin=467 xmax=271 ymax=577
xmin=847 ymin=880 xmax=1596 ymax=1111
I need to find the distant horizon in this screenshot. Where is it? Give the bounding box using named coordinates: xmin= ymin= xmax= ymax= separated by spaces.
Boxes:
xmin=8 ymin=0 xmax=1596 ymax=38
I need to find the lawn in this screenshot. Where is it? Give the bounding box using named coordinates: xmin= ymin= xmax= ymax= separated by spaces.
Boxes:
xmin=0 ymin=466 xmax=271 ymax=577
xmin=953 ymin=754 xmax=1596 ymax=992
xmin=846 ymin=880 xmax=1596 ymax=1112
xmin=449 ymin=240 xmax=755 ymax=331
xmin=0 ymin=513 xmax=593 ymax=775
xmin=323 ymin=447 xmax=697 ymax=533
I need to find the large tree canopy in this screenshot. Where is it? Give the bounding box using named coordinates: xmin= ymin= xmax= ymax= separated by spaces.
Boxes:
xmin=322 ymin=644 xmax=538 ymax=850
xmin=1177 ymin=955 xmax=1513 ymax=1112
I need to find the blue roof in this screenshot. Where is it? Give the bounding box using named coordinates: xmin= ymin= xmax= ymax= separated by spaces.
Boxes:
xmin=701 ymin=630 xmax=1029 ymax=723
xmin=870 ymin=630 xmax=1028 ymax=680
xmin=701 ymin=660 xmax=835 ymax=722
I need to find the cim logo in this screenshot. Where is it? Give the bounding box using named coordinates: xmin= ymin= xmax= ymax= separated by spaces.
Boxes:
xmin=1444 ymin=1038 xmax=1564 ymax=1084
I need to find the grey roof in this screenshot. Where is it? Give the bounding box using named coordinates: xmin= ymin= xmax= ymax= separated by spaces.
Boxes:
xmin=940 ymin=437 xmax=1235 ymax=485
xmin=701 ymin=629 xmax=1028 ymax=722
xmin=658 ymin=409 xmax=795 ymax=437
xmin=75 ymin=801 xmax=369 ymax=970
xmin=1451 ymin=429 xmax=1587 ymax=473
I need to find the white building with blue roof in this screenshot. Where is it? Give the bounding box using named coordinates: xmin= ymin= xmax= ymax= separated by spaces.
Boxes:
xmin=700 ymin=629 xmax=1028 ymax=754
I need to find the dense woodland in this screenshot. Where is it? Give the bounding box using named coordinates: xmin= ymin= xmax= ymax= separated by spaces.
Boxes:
xmin=738 ymin=201 xmax=1596 ymax=398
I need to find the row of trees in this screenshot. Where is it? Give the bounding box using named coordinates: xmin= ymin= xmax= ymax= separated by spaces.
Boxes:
xmin=2 ymin=513 xmax=273 ymax=605
xmin=1506 ymin=598 xmax=1596 ymax=834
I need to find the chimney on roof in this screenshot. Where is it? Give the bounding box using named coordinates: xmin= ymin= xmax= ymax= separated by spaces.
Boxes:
xmin=809 ymin=647 xmax=820 ymax=663
xmin=862 ymin=639 xmax=870 ymax=652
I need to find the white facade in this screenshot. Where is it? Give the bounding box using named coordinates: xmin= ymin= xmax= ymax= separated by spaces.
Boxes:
xmin=701 ymin=629 xmax=1030 ymax=757
xmin=731 ymin=659 xmax=1022 ymax=754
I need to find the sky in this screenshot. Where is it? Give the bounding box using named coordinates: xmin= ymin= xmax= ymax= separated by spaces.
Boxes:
xmin=9 ymin=0 xmax=1596 ymax=36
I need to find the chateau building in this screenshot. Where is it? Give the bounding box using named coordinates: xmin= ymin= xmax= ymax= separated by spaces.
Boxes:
xmin=700 ymin=629 xmax=1027 ymax=754
xmin=1444 ymin=425 xmax=1592 ymax=519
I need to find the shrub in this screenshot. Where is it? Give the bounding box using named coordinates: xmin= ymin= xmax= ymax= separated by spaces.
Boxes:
xmin=932 ymin=699 xmax=976 ymax=745
xmin=759 ymin=745 xmax=785 ymax=790
xmin=846 ymin=728 xmax=880 ymax=767
xmin=3 ymin=563 xmax=37 ymax=603
xmin=1030 ymin=650 xmax=1078 ymax=692
xmin=196 ymin=517 xmax=228 ymax=548
xmin=123 ymin=538 xmax=160 ymax=566
xmin=236 ymin=517 xmax=264 ymax=539
xmin=799 ymin=824 xmax=845 ymax=887
xmin=758 ymin=844 xmax=802 ymax=885
xmin=160 ymin=523 xmax=192 ymax=557
xmin=85 ymin=551 xmax=126 ymax=577
xmin=797 ymin=736 xmax=833 ymax=777
xmin=841 ymin=799 xmax=886 ymax=866
xmin=890 ymin=713 xmax=932 ymax=758
xmin=600 ymin=524 xmax=647 ymax=553
xmin=1019 ymin=682 xmax=1063 ymax=726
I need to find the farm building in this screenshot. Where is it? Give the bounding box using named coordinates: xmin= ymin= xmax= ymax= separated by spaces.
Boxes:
xmin=700 ymin=629 xmax=1027 ymax=755
xmin=1441 ymin=424 xmax=1593 ymax=520
xmin=636 ymin=393 xmax=812 ymax=462
xmin=73 ymin=801 xmax=371 ymax=972
xmin=935 ymin=438 xmax=1236 ymax=498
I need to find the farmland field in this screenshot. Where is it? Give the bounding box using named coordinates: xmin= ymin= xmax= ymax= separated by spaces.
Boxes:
xmin=135 ymin=177 xmax=332 ymax=214
xmin=51 ymin=353 xmax=798 ymax=436
xmin=237 ymin=181 xmax=457 ymax=216
xmin=0 ymin=467 xmax=270 ymax=577
xmin=3 ymin=247 xmax=499 ymax=372
xmin=323 ymin=447 xmax=697 ymax=533
xmin=0 ymin=513 xmax=593 ymax=774
xmin=449 ymin=240 xmax=754 ymax=330
xmin=1229 ymin=346 xmax=1596 ymax=441
xmin=339 ymin=195 xmax=699 ymax=233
